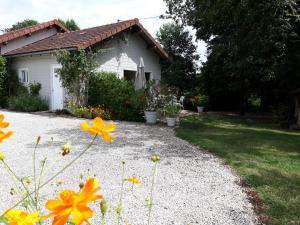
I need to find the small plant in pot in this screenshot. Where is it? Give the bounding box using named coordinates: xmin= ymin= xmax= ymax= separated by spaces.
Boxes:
xmin=144 ymin=81 xmax=160 ymax=124
xmin=191 ymin=95 xmax=208 ymax=113
xmin=163 ymin=103 xmax=180 ymax=127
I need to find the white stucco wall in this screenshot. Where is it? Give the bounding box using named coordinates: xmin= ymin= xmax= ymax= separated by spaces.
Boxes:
xmin=1 ymin=28 xmax=58 ymax=54
xmin=11 ymin=54 xmax=59 ymax=107
xmin=10 ymin=31 xmax=163 ymax=110
xmin=96 ymin=32 xmax=162 ymax=81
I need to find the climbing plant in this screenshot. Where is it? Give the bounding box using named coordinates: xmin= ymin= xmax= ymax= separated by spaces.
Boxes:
xmin=55 ymin=49 xmax=99 ymax=106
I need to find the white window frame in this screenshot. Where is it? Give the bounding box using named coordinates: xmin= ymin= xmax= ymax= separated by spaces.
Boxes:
xmin=18 ymin=68 xmax=29 ymax=85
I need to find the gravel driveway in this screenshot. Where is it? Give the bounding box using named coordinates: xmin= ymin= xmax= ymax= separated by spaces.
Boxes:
xmin=0 ymin=110 xmax=258 ymax=225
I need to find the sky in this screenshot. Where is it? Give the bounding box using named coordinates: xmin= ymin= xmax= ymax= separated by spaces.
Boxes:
xmin=0 ymin=0 xmax=207 ymax=62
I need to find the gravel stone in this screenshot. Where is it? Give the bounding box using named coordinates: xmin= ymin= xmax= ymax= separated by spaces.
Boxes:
xmin=0 ymin=110 xmax=259 ymax=225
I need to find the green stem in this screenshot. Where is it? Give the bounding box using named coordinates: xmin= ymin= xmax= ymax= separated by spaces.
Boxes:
xmin=101 ymin=214 xmax=105 ymax=225
xmin=0 ymin=162 xmax=33 ymax=211
xmin=33 ymin=140 xmax=39 ymax=210
xmin=1 ymin=161 xmax=36 ymax=210
xmin=2 ymin=135 xmax=98 ymax=215
xmin=36 ymin=158 xmax=47 ymax=210
xmin=117 ymin=162 xmax=125 ymax=225
xmin=147 ymin=162 xmax=158 ymax=225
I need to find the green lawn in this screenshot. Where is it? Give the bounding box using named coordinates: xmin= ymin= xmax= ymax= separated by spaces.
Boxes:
xmin=176 ymin=114 xmax=300 ymax=225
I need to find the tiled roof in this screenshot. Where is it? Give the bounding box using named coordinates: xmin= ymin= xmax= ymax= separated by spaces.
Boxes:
xmin=0 ymin=19 xmax=68 ymax=44
xmin=4 ymin=19 xmax=169 ymax=60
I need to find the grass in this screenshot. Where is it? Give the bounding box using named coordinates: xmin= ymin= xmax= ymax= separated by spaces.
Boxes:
xmin=176 ymin=114 xmax=300 ymax=225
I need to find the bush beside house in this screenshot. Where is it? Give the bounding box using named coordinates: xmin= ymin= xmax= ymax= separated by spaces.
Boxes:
xmin=8 ymin=82 xmax=48 ymax=112
xmin=0 ymin=56 xmax=8 ymax=108
xmin=88 ymin=72 xmax=145 ymax=121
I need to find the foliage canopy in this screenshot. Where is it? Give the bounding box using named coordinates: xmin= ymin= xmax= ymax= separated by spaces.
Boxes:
xmin=164 ymin=0 xmax=300 ymax=113
xmin=156 ymin=22 xmax=199 ymax=92
xmin=58 ymin=19 xmax=80 ymax=31
xmin=5 ymin=19 xmax=38 ymax=32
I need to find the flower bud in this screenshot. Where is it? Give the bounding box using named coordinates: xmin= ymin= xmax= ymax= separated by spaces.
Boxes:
xmin=25 ymin=178 xmax=31 ymax=185
xmin=100 ymin=199 xmax=107 ymax=216
xmin=56 ymin=180 xmax=63 ymax=186
xmin=0 ymin=151 xmax=4 ymax=161
xmin=36 ymin=136 xmax=41 ymax=144
xmin=151 ymin=155 xmax=160 ymax=163
xmin=61 ymin=142 xmax=71 ymax=156
xmin=79 ymin=182 xmax=84 ymax=189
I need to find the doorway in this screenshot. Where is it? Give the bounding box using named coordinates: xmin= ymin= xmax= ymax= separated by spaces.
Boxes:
xmin=51 ymin=65 xmax=64 ymax=111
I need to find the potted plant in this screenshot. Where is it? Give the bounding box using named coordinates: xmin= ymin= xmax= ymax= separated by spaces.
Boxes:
xmin=144 ymin=81 xmax=160 ymax=124
xmin=191 ymin=95 xmax=208 ymax=113
xmin=163 ymin=103 xmax=180 ymax=127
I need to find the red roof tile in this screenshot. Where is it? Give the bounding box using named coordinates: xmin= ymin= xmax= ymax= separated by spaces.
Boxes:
xmin=4 ymin=19 xmax=169 ymax=60
xmin=0 ymin=20 xmax=68 ymax=44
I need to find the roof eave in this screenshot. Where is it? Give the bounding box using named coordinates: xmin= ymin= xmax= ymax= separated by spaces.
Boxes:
xmin=4 ymin=47 xmax=77 ymax=58
xmin=0 ymin=19 xmax=69 ymax=45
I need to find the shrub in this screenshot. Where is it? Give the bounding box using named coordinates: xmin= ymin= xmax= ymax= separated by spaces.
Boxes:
xmin=8 ymin=82 xmax=48 ymax=112
xmin=191 ymin=95 xmax=209 ymax=107
xmin=0 ymin=56 xmax=8 ymax=108
xmin=161 ymin=103 xmax=180 ymax=118
xmin=88 ymin=72 xmax=144 ymax=121
xmin=29 ymin=83 xmax=42 ymax=96
xmin=69 ymin=104 xmax=112 ymax=120
xmin=8 ymin=95 xmax=48 ymax=112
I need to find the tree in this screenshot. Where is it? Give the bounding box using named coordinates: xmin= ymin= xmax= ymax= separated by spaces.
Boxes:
xmin=56 ymin=49 xmax=99 ymax=106
xmin=5 ymin=19 xmax=38 ymax=32
xmin=58 ymin=19 xmax=80 ymax=31
xmin=156 ymin=22 xmax=199 ymax=93
xmin=164 ymin=0 xmax=300 ymax=113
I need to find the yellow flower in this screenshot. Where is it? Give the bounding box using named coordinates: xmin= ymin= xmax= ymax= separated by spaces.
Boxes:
xmin=80 ymin=117 xmax=117 ymax=143
xmin=0 ymin=151 xmax=4 ymax=161
xmin=127 ymin=176 xmax=141 ymax=184
xmin=4 ymin=209 xmax=40 ymax=225
xmin=45 ymin=178 xmax=103 ymax=225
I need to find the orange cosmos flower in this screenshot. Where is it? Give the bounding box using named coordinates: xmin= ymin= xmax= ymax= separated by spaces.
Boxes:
xmin=80 ymin=117 xmax=116 ymax=142
xmin=127 ymin=176 xmax=141 ymax=184
xmin=0 ymin=114 xmax=13 ymax=142
xmin=45 ymin=178 xmax=103 ymax=225
xmin=0 ymin=130 xmax=13 ymax=142
xmin=0 ymin=114 xmax=9 ymax=129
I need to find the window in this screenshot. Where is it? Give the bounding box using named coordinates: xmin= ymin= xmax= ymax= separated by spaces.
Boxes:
xmin=124 ymin=70 xmax=136 ymax=82
xmin=145 ymin=72 xmax=151 ymax=82
xmin=19 ymin=69 xmax=29 ymax=84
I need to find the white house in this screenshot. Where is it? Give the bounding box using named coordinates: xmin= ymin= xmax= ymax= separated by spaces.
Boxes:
xmin=0 ymin=19 xmax=169 ymax=111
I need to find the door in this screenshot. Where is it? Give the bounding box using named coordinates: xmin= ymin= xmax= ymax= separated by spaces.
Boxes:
xmin=51 ymin=65 xmax=64 ymax=111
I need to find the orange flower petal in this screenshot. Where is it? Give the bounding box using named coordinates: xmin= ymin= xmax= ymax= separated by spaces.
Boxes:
xmin=80 ymin=122 xmax=91 ymax=131
xmin=0 ymin=131 xmax=13 ymax=142
xmin=52 ymin=214 xmax=70 ymax=225
xmin=80 ymin=117 xmax=116 ymax=142
xmin=92 ymin=117 xmax=105 ymax=128
xmin=72 ymin=206 xmax=93 ymax=225
xmin=0 ymin=122 xmax=9 ymax=129
xmin=104 ymin=123 xmax=116 ymax=132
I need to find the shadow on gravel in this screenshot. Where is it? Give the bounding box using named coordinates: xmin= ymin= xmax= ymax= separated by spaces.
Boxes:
xmin=32 ymin=122 xmax=205 ymax=161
